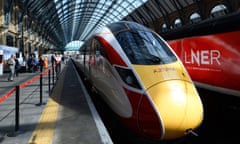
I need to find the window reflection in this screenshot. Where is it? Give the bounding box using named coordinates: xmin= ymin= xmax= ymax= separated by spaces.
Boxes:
xmin=116 ymin=30 xmax=177 ymax=65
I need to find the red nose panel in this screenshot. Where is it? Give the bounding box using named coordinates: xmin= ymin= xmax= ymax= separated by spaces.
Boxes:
xmin=138 ymin=95 xmax=164 ymax=140
xmin=95 ymin=36 xmax=127 ymax=67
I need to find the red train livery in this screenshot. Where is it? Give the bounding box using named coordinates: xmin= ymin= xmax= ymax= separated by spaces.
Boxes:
xmin=74 ymin=21 xmax=203 ymax=140
xmin=168 ymin=30 xmax=240 ymax=96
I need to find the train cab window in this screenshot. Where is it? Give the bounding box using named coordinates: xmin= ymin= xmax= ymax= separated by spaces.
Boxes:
xmin=115 ymin=30 xmax=177 ymax=65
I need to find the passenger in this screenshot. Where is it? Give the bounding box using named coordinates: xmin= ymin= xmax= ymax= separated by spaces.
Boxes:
xmin=32 ymin=54 xmax=38 ymax=72
xmin=27 ymin=54 xmax=33 ymax=72
xmin=61 ymin=55 xmax=65 ymax=64
xmin=51 ymin=54 xmax=55 ymax=66
xmin=21 ymin=56 xmax=27 ymax=72
xmin=14 ymin=57 xmax=20 ymax=77
xmin=54 ymin=53 xmax=61 ymax=75
xmin=43 ymin=56 xmax=48 ymax=69
xmin=7 ymin=54 xmax=16 ymax=81
xmin=38 ymin=55 xmax=44 ymax=72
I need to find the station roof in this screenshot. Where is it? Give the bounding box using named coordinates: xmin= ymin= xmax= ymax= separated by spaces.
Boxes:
xmin=124 ymin=0 xmax=196 ymax=24
xmin=15 ymin=0 xmax=236 ymax=50
xmin=16 ymin=0 xmax=148 ymax=49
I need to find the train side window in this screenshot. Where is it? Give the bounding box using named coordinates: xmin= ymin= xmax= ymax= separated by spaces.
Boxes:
xmin=210 ymin=4 xmax=228 ymax=18
xmin=190 ymin=12 xmax=201 ymax=24
xmin=85 ymin=39 xmax=91 ymax=54
xmin=93 ymin=38 xmax=107 ymax=59
xmin=81 ymin=39 xmax=92 ymax=65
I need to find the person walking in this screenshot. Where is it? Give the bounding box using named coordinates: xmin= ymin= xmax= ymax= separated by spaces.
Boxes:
xmin=7 ymin=54 xmax=16 ymax=81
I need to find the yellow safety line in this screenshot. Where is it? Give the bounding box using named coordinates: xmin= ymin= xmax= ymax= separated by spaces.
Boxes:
xmin=28 ymin=98 xmax=59 ymax=144
xmin=29 ymin=68 xmax=66 ymax=144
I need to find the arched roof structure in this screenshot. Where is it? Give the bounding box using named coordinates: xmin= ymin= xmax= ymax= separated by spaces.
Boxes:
xmin=15 ymin=0 xmax=148 ymax=49
xmin=11 ymin=0 xmax=240 ymax=51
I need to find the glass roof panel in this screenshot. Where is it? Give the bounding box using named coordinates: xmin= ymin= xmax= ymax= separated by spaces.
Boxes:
xmin=18 ymin=0 xmax=147 ymax=50
xmin=54 ymin=0 xmax=147 ymax=44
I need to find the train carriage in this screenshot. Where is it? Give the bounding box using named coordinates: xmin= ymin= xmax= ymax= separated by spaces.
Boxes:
xmin=74 ymin=21 xmax=203 ymax=140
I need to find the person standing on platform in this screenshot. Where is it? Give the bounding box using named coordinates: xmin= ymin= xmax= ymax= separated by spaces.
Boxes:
xmin=38 ymin=55 xmax=44 ymax=72
xmin=43 ymin=56 xmax=48 ymax=69
xmin=27 ymin=54 xmax=34 ymax=72
xmin=54 ymin=53 xmax=61 ymax=75
xmin=7 ymin=54 xmax=16 ymax=81
xmin=61 ymin=55 xmax=65 ymax=64
xmin=14 ymin=57 xmax=20 ymax=77
xmin=32 ymin=54 xmax=38 ymax=72
xmin=51 ymin=54 xmax=55 ymax=66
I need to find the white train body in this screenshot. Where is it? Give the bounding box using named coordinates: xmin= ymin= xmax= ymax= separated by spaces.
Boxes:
xmin=73 ymin=21 xmax=203 ymax=140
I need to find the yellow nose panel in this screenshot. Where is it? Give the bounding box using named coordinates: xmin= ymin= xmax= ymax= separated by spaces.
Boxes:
xmin=132 ymin=61 xmax=191 ymax=90
xmin=132 ymin=62 xmax=203 ymax=139
xmin=147 ymin=80 xmax=203 ymax=139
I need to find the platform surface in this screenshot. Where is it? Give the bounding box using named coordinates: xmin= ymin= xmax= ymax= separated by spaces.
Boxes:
xmin=0 ymin=61 xmax=112 ymax=144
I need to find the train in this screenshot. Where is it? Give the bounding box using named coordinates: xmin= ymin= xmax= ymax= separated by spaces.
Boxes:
xmin=73 ymin=21 xmax=203 ymax=140
xmin=168 ymin=30 xmax=240 ymax=97
xmin=164 ymin=12 xmax=240 ymax=97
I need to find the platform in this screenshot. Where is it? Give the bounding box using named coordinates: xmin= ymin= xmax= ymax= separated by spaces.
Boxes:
xmin=0 ymin=61 xmax=112 ymax=144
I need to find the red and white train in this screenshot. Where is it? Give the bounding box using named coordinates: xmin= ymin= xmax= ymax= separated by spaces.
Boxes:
xmin=73 ymin=21 xmax=203 ymax=140
xmin=168 ymin=30 xmax=240 ymax=97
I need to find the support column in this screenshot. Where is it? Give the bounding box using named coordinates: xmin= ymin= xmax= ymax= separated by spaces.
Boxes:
xmin=0 ymin=27 xmax=8 ymax=45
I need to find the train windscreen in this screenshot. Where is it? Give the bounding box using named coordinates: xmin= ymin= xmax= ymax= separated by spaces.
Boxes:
xmin=115 ymin=30 xmax=177 ymax=65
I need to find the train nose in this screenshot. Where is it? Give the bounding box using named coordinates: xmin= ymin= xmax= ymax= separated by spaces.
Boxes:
xmin=139 ymin=80 xmax=203 ymax=140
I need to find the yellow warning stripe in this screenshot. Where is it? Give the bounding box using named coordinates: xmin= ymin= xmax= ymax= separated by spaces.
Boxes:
xmin=28 ymin=99 xmax=59 ymax=144
xmin=29 ymin=68 xmax=66 ymax=144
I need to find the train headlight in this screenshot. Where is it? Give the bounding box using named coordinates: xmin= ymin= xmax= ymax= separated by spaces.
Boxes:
xmin=115 ymin=66 xmax=141 ymax=89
